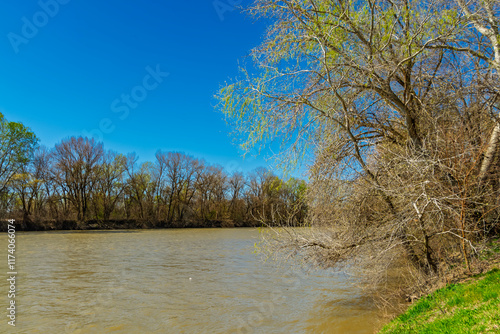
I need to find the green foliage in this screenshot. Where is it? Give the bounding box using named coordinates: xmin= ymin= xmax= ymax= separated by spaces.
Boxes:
xmin=380 ymin=268 xmax=500 ymax=333
xmin=216 ymin=0 xmax=458 ymax=174
xmin=0 ymin=112 xmax=38 ymax=191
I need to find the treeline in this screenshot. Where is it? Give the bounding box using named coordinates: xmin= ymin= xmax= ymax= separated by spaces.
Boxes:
xmin=1 ymin=134 xmax=306 ymax=229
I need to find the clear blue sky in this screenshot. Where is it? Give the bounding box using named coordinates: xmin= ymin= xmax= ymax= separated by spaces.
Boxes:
xmin=0 ymin=0 xmax=279 ymax=174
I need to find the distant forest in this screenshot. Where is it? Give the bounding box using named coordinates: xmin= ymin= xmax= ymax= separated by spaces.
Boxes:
xmin=0 ymin=121 xmax=307 ymax=230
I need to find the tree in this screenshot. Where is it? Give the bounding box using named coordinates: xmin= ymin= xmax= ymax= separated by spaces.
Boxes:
xmin=219 ymin=0 xmax=458 ymax=162
xmin=92 ymin=150 xmax=126 ymax=221
xmin=124 ymin=155 xmax=155 ymax=220
xmin=155 ymin=152 xmax=202 ymax=223
xmin=218 ymin=0 xmax=500 ymax=296
xmin=53 ymin=137 xmax=104 ymax=221
xmin=195 ymin=164 xmax=228 ymax=221
xmin=0 ymin=113 xmax=38 ymax=195
xmin=428 ymin=0 xmax=500 ymax=185
xmin=10 ymin=146 xmax=49 ymax=221
xmin=228 ymin=171 xmax=246 ymax=221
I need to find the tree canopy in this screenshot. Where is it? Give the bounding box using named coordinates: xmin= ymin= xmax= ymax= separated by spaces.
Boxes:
xmin=218 ymin=0 xmax=500 ymax=298
xmin=0 ymin=113 xmax=38 ymax=193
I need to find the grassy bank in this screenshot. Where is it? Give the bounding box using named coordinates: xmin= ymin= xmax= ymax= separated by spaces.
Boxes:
xmin=379 ymin=267 xmax=500 ymax=333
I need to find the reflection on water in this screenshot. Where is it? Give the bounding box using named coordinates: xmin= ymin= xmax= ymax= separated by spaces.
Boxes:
xmin=0 ymin=228 xmax=384 ymax=333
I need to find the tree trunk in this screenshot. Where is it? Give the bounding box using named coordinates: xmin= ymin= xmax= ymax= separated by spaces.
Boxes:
xmin=479 ymin=123 xmax=500 ymax=184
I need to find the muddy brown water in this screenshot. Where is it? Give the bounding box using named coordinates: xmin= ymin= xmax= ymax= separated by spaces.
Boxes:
xmin=0 ymin=228 xmax=386 ymax=333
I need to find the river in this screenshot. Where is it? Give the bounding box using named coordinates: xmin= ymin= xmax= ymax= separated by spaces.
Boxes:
xmin=0 ymin=228 xmax=384 ymax=333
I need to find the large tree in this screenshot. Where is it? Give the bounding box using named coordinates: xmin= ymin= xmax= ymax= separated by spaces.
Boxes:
xmin=218 ymin=0 xmax=500 ymax=290
xmin=53 ymin=137 xmax=104 ymax=221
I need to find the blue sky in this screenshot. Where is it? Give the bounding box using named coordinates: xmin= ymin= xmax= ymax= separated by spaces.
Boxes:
xmin=0 ymin=0 xmax=282 ymax=174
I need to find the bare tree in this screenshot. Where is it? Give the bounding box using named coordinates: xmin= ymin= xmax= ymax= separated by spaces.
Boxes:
xmin=124 ymin=155 xmax=157 ymax=220
xmin=53 ymin=137 xmax=104 ymax=222
xmin=228 ymin=171 xmax=246 ymax=221
xmin=195 ymin=164 xmax=228 ymax=221
xmin=10 ymin=146 xmax=50 ymax=221
xmin=91 ymin=150 xmax=126 ymax=221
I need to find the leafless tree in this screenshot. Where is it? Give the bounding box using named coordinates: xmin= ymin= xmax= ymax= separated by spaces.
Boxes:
xmin=53 ymin=137 xmax=104 ymax=221
xmin=91 ymin=150 xmax=126 ymax=221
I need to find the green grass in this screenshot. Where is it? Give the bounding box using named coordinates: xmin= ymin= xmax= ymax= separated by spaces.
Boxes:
xmin=379 ymin=268 xmax=500 ymax=333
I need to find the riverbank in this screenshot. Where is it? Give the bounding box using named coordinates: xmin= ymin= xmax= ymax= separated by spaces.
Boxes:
xmin=379 ymin=266 xmax=500 ymax=333
xmin=0 ymin=219 xmax=263 ymax=232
